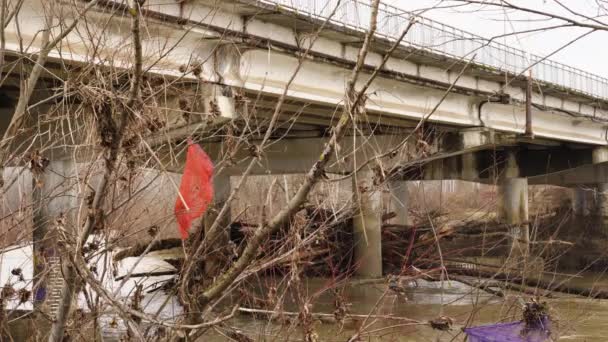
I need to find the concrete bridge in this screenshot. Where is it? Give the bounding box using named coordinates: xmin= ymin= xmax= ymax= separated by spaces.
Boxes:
xmin=3 ymin=0 xmax=608 ymax=307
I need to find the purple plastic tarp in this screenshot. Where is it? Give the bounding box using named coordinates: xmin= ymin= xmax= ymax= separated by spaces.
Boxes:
xmin=464 ymin=318 xmax=551 ymax=342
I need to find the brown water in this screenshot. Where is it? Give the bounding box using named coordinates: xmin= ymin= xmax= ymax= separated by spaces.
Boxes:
xmin=206 ymin=274 xmax=608 ymax=341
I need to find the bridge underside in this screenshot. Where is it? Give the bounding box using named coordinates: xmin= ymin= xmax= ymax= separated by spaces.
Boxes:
xmin=2 ymin=71 xmax=606 ymax=188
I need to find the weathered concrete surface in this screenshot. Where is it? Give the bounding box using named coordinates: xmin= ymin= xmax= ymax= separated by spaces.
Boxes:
xmin=399 ymin=141 xmax=594 ymax=184
xmin=388 ymin=180 xmax=409 ymax=226
xmin=498 ymin=178 xmax=530 ymax=256
xmin=572 ymin=187 xmax=595 ymax=217
xmin=593 ymin=148 xmax=608 ymax=230
xmin=497 ymin=151 xmax=529 ymax=257
xmin=160 ymin=135 xmax=411 ymax=175
xmin=529 ymin=161 xmax=608 ymax=186
xmin=352 ymin=170 xmax=383 ymax=278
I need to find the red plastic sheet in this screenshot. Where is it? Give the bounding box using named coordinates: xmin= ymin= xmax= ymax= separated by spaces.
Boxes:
xmin=174 ymin=141 xmax=214 ymax=239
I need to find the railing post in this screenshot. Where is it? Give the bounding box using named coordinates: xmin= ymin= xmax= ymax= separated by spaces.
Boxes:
xmin=525 ymin=70 xmax=534 ymax=138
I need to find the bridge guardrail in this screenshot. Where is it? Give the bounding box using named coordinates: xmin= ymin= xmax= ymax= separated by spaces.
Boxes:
xmin=256 ymin=0 xmax=608 ymax=101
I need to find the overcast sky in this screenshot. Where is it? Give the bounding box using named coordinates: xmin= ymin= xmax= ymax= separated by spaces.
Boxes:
xmin=386 ymin=0 xmax=608 ymax=78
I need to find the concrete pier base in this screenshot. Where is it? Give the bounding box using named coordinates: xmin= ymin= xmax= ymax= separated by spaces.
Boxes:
xmin=388 ymin=180 xmax=409 ymax=227
xmin=497 ymin=149 xmax=530 ymax=260
xmin=593 ymin=148 xmax=608 ymax=230
xmin=572 ymin=187 xmax=594 ymax=217
xmin=498 ymin=177 xmax=529 ymax=257
xmin=597 ymin=184 xmax=608 ymax=230
xmin=352 ymin=170 xmax=383 ymax=278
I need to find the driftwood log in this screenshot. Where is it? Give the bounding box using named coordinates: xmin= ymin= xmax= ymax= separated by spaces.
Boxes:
xmin=113 ymin=238 xmax=182 ymax=261
xmin=446 ymin=267 xmax=608 ymax=299
xmin=238 ymin=307 xmax=423 ymax=324
xmin=445 ymin=275 xmax=553 ymax=298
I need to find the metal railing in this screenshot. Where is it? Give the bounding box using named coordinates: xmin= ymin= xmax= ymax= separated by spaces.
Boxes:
xmin=255 ymin=0 xmax=608 ymax=100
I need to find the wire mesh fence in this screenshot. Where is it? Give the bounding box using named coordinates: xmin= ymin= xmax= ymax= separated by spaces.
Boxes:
xmin=257 ymin=0 xmax=608 ymax=100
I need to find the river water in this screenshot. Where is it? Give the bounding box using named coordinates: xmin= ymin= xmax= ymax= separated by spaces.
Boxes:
xmin=3 ymin=243 xmax=606 ymax=341
xmin=203 ymin=274 xmax=608 ymax=341
xmin=4 ymin=273 xmax=606 ymax=341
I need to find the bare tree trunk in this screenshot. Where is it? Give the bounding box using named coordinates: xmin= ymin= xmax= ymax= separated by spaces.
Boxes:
xmin=176 ymin=0 xmax=348 ymax=324
xmin=0 ymin=0 xmax=7 ymax=81
xmin=47 ymin=0 xmax=140 ymax=340
xmin=32 ymin=160 xmax=77 ymax=312
xmin=179 ymin=4 xmax=418 ymax=335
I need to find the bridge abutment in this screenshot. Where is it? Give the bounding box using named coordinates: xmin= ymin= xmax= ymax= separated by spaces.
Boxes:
xmin=352 ymin=170 xmax=383 ymax=278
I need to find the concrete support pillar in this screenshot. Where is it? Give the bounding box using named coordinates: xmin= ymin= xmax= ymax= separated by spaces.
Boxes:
xmin=32 ymin=160 xmax=77 ymax=313
xmin=203 ymin=173 xmax=231 ymax=276
xmin=593 ymin=148 xmax=608 ymax=229
xmin=388 ymin=180 xmax=409 ymax=226
xmin=352 ymin=170 xmax=382 ymax=278
xmin=498 ymin=178 xmax=530 ymax=255
xmin=572 ymin=187 xmax=593 ymax=216
xmin=597 ymin=183 xmax=608 ymax=227
xmin=497 ymin=151 xmax=529 ymax=257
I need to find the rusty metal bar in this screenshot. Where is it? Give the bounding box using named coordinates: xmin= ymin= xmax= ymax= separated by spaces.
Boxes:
xmin=525 ymin=71 xmax=534 ymax=138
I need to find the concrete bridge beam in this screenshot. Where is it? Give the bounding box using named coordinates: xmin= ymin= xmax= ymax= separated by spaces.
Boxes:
xmin=352 ymin=170 xmax=383 ymax=278
xmin=159 ymin=135 xmax=413 ymax=176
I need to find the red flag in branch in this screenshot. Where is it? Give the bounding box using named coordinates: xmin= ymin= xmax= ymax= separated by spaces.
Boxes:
xmin=174 ymin=141 xmax=214 ymax=239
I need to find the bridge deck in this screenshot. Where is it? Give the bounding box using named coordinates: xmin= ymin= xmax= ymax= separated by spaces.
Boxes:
xmin=229 ymin=0 xmax=608 ymax=103
xmin=0 ymin=0 xmax=606 ymax=152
